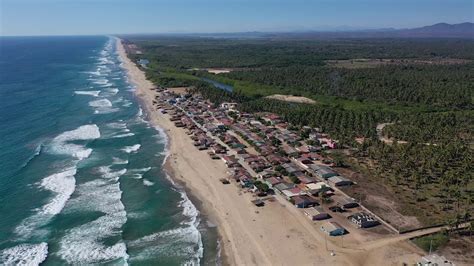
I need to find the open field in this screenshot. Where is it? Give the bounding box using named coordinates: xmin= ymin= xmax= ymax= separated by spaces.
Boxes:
xmin=266 ymin=94 xmax=317 ymax=104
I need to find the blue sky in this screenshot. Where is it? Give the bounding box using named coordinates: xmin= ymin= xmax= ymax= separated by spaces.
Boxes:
xmin=1 ymin=0 xmax=472 ymax=36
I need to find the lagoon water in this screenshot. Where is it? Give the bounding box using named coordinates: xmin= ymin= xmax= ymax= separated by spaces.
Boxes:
xmin=0 ymin=36 xmax=214 ymax=265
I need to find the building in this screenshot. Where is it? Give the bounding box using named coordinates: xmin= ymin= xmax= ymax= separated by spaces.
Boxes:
xmin=348 ymin=212 xmax=380 ymax=228
xmin=305 ymin=182 xmax=332 ymax=195
xmin=338 ymin=197 xmax=359 ymax=209
xmin=309 ymin=165 xmax=338 ymax=180
xmin=293 ymin=195 xmax=319 ymax=208
xmin=304 ymin=206 xmax=331 ymax=221
xmin=274 ymin=182 xmax=295 ymax=193
xmin=264 ymin=177 xmax=282 ymax=188
xmin=321 ymin=221 xmax=346 ymax=236
xmin=281 ymin=187 xmax=305 ymax=200
xmin=328 ymin=176 xmax=353 ymax=187
xmin=137 ymin=58 xmax=149 ymax=68
xmin=220 ymin=102 xmax=238 ymax=111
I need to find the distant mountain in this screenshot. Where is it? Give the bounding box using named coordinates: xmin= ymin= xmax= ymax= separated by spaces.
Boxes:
xmin=261 ymin=22 xmax=474 ymax=39
xmin=396 ymin=22 xmax=474 ymax=37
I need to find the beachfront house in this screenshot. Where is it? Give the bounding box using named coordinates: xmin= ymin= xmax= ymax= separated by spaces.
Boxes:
xmin=305 ymin=182 xmax=332 ymax=195
xmin=321 ymin=221 xmax=346 ymax=236
xmin=264 ymin=177 xmax=282 ymax=189
xmin=309 ymin=165 xmax=338 ymax=180
xmin=348 ymin=212 xmax=380 ymax=228
xmin=304 ymin=206 xmax=331 ymax=221
xmin=338 ymin=197 xmax=359 ymax=209
xmin=281 ymin=187 xmax=306 ymax=200
xmin=292 ymin=195 xmax=319 ymax=208
xmin=274 ymin=182 xmax=296 ymax=194
xmin=328 ymin=176 xmax=353 ymax=187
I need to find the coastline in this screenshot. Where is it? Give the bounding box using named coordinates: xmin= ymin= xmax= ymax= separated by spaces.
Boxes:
xmin=115 ymin=37 xmax=228 ymax=264
xmin=115 ymin=37 xmax=424 ymax=266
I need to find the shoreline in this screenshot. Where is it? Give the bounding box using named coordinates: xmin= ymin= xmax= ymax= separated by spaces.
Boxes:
xmin=115 ymin=37 xmax=425 ymax=266
xmin=115 ymin=37 xmax=228 ymax=264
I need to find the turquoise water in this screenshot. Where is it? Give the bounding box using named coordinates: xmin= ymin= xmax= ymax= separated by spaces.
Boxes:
xmin=0 ymin=36 xmax=215 ymax=265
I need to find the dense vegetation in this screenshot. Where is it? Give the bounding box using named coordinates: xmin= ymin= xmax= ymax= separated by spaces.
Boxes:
xmin=127 ymin=36 xmax=474 ymax=227
xmin=225 ymin=64 xmax=473 ymax=108
xmin=130 ymin=37 xmax=474 ymax=68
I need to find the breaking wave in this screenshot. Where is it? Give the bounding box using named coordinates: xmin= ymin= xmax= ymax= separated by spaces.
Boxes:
xmin=121 ymin=144 xmax=141 ymax=153
xmin=89 ymin=99 xmax=112 ymax=108
xmin=59 ymin=164 xmax=129 ymax=264
xmin=142 ymin=179 xmax=154 ymax=186
xmin=15 ymin=168 xmax=77 ymax=239
xmin=74 ymin=90 xmax=101 ymax=97
xmin=0 ymin=243 xmax=48 ymax=265
xmin=48 ymin=124 xmax=100 ymax=160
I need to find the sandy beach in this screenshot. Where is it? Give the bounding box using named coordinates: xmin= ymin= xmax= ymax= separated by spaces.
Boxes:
xmin=116 ymin=38 xmax=424 ymax=266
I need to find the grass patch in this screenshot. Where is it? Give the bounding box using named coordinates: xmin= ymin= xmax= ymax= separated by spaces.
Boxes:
xmin=412 ymin=232 xmax=450 ymax=252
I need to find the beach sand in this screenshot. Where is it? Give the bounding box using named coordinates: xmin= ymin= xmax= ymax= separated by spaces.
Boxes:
xmin=116 ymin=38 xmax=423 ymax=266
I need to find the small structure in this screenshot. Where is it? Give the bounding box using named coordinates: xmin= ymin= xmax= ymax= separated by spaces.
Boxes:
xmin=281 ymin=187 xmax=305 ymax=200
xmin=304 ymin=206 xmax=331 ymax=221
xmin=292 ymin=195 xmax=319 ymax=208
xmin=137 ymin=58 xmax=150 ymax=68
xmin=264 ymin=177 xmax=282 ymax=189
xmin=321 ymin=221 xmax=346 ymax=236
xmin=338 ymin=198 xmax=359 ymax=209
xmin=274 ymin=182 xmax=295 ymax=193
xmin=348 ymin=212 xmax=380 ymax=228
xmin=328 ymin=176 xmax=353 ymax=187
xmin=252 ymin=199 xmax=265 ymax=207
xmin=309 ymin=165 xmax=338 ymax=180
xmin=220 ymin=102 xmax=238 ymax=111
xmin=305 ymin=182 xmax=331 ymax=195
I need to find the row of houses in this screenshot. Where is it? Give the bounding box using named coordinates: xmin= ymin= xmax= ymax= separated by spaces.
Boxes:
xmin=155 ymin=88 xmax=380 ymax=237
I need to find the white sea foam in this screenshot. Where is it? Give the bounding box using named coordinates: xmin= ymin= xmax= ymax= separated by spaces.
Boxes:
xmin=107 ymin=122 xmax=127 ymax=129
xmin=142 ymin=179 xmax=154 ymax=186
xmin=107 ymin=88 xmax=119 ymax=95
xmin=94 ymin=108 xmax=120 ymax=114
xmin=131 ymin=173 xmax=143 ymax=179
xmin=0 ymin=243 xmax=48 ymax=265
xmin=179 ymin=191 xmax=203 ymax=264
xmin=15 ymin=168 xmax=77 ymax=238
xmin=59 ymin=166 xmax=129 ymax=263
xmin=40 ymin=168 xmax=77 ymax=215
xmin=92 ymin=78 xmax=109 ymax=85
xmin=98 ymin=166 xmax=127 ymax=180
xmin=131 ymin=167 xmax=151 ymax=173
xmin=74 ymin=90 xmax=101 ymax=97
xmin=85 ymin=71 xmax=101 ymax=76
xmin=58 ymin=213 xmax=128 ymax=264
xmin=89 ymin=99 xmax=112 ymax=108
xmin=129 ymin=176 xmax=202 ymax=263
xmin=128 ymin=167 xmax=151 ymax=179
xmin=121 ymin=144 xmax=141 ymax=153
xmin=127 ymin=225 xmax=201 ymax=263
xmin=48 ymin=124 xmax=100 ymax=160
xmin=112 ymin=133 xmax=135 ymax=139
xmin=112 ymin=157 xmax=129 ymax=165
xmin=154 ymin=126 xmax=169 ymax=144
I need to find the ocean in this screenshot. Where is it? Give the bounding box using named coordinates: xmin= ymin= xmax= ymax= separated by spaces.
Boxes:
xmin=0 ymin=36 xmax=217 ymax=265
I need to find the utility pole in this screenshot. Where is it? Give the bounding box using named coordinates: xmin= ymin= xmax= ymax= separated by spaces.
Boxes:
xmin=429 ymin=239 xmax=433 ymax=255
